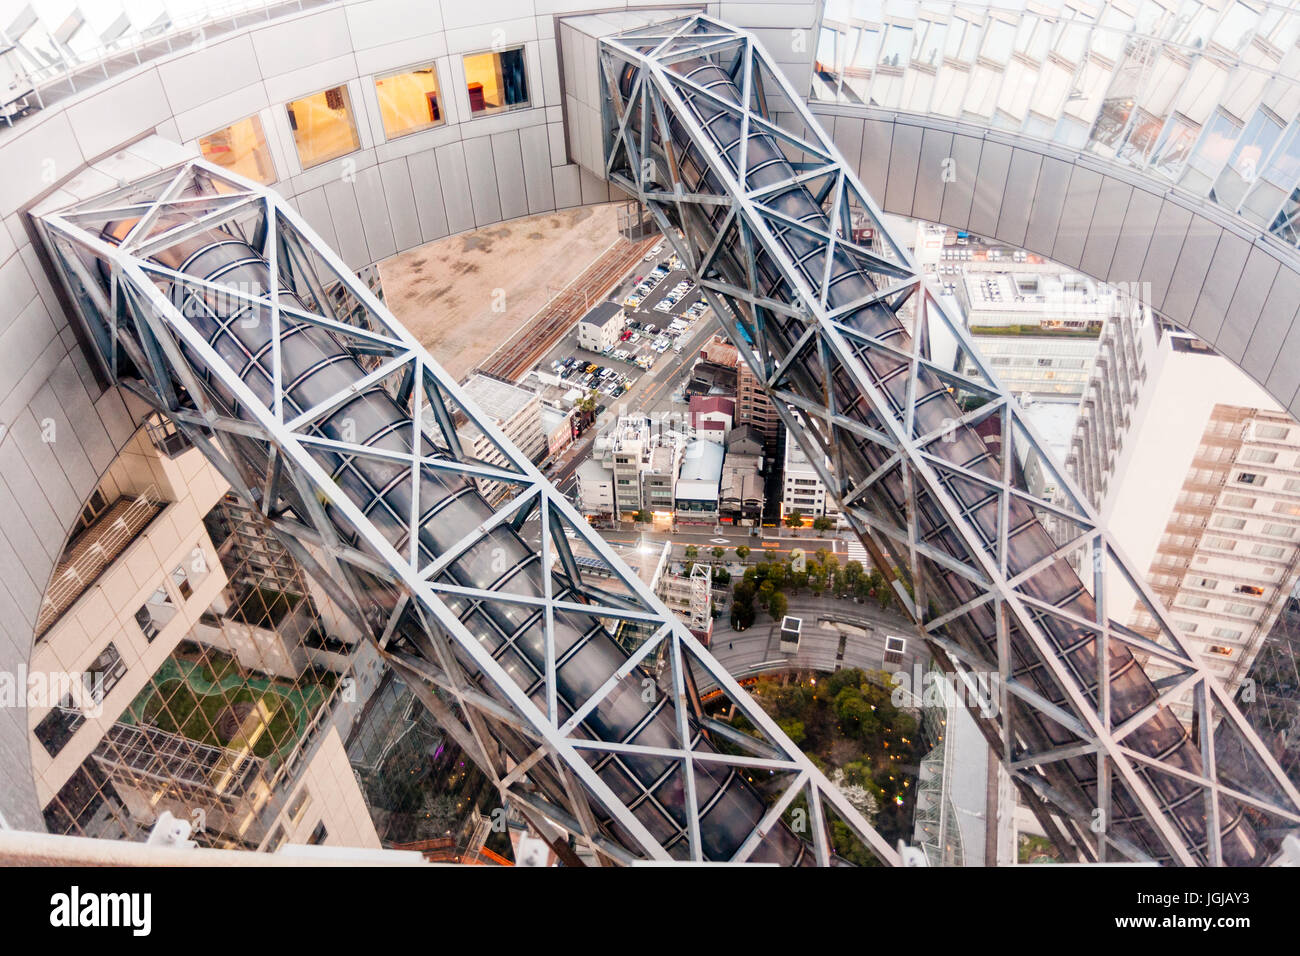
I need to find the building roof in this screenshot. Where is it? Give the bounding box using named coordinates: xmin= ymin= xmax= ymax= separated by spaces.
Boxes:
xmin=690 ymin=394 xmax=735 ymax=417
xmin=460 ymin=373 xmax=538 ymax=424
xmin=676 ymin=439 xmax=725 ymax=502
xmin=579 ymin=300 xmax=624 ymax=326
xmin=727 ymin=424 xmax=763 ymax=454
xmin=577 ymin=458 xmax=613 ymax=483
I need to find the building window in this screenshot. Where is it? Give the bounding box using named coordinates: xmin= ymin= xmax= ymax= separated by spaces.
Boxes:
xmin=1242 ymin=448 xmax=1278 ymax=464
xmin=287 ymin=787 xmax=312 ymax=824
xmin=1253 ymin=543 xmax=1287 ymax=558
xmin=1204 ymin=536 xmax=1237 ymax=551
xmin=170 ymin=564 xmax=193 ymax=601
xmin=463 ymin=47 xmax=529 ymax=116
xmin=76 ymin=488 xmax=109 ymax=533
xmin=286 ymin=86 xmax=360 ymax=169
xmin=1179 ymin=595 xmax=1210 ymax=609
xmin=375 ymin=63 xmax=445 ymax=138
xmin=1211 ymin=516 xmax=1246 ymax=530
xmin=1207 ymin=644 xmax=1234 ymax=656
xmin=135 ymin=586 xmax=175 ymax=642
xmin=198 ymin=115 xmax=276 ymax=184
xmin=308 ymin=821 xmax=329 ymax=845
xmin=1235 ymin=585 xmax=1264 ymax=596
xmin=265 ymin=825 xmax=287 ymax=853
xmin=1211 ymin=627 xmax=1243 ymax=641
xmin=1263 ymin=522 xmax=1295 ymax=538
xmin=1237 ymin=472 xmax=1262 ymax=485
xmin=144 ymin=412 xmax=191 ymax=458
xmin=1253 ymin=423 xmax=1289 ymax=441
xmin=34 ymin=696 xmax=85 ymax=757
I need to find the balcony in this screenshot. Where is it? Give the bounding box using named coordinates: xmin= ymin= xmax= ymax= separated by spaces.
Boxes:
xmin=35 ymin=487 xmax=164 ymax=640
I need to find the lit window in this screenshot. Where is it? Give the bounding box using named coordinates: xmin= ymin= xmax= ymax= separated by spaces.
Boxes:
xmin=1207 ymin=645 xmax=1234 ymax=657
xmin=375 ymin=63 xmax=445 ymax=138
xmin=463 ymin=47 xmax=530 ymax=116
xmin=199 ymin=115 xmax=276 ymax=184
xmin=170 ymin=564 xmax=193 ymax=601
xmin=286 ymin=86 xmax=360 ymax=169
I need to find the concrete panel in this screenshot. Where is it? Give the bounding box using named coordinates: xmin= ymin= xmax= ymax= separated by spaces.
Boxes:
xmin=1107 ymin=186 xmax=1162 ymax=286
xmin=912 ymin=129 xmax=953 ymax=224
xmin=830 ymin=115 xmax=864 ymax=183
xmin=435 ymin=142 xmax=476 ymax=233
xmin=1051 ymin=165 xmax=1102 ymax=269
xmin=27 ymin=383 xmax=97 ymax=504
xmin=0 ymin=439 xmax=65 ymax=568
xmin=938 ymin=133 xmax=981 ymax=232
xmin=1079 ymin=177 xmax=1131 ymax=280
xmin=1138 ymin=201 xmax=1193 ymax=313
xmin=0 ymin=115 xmax=84 ymax=218
xmin=462 ymin=136 xmax=503 ymax=227
xmin=406 ymin=148 xmax=451 ymax=242
xmin=293 ymin=187 xmax=340 ymax=253
xmin=345 ymin=0 xmax=445 ymax=51
xmin=156 ymin=35 xmax=263 ymax=115
xmin=883 ymin=123 xmax=922 ymax=218
xmin=1187 ymin=231 xmax=1251 ymax=343
xmin=1023 ymin=156 xmax=1071 ymax=255
xmin=553 ymin=164 xmax=582 ymax=209
xmin=322 ymin=178 xmax=370 ymax=270
xmin=354 ymin=165 xmax=397 ymax=262
xmin=251 ymin=6 xmax=354 ymax=78
xmin=992 ymin=147 xmax=1038 ymax=247
xmin=858 ymin=118 xmax=894 ymax=201
xmin=377 ymin=158 xmax=422 ymax=252
xmin=491 ymin=131 xmax=529 ymax=221
xmin=63 ymin=69 xmax=172 ymax=160
xmin=47 ymin=358 xmax=114 ymax=477
xmin=1241 ymin=265 xmax=1300 ymax=385
xmin=519 ymin=124 xmax=556 ymax=214
xmin=1270 ymin=308 xmax=1300 ymax=412
xmin=1217 ymin=246 xmax=1281 ymax=366
xmin=1161 ymin=214 xmax=1220 ymax=325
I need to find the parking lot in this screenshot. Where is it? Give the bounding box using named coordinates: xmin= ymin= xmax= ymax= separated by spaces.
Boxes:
xmin=538 ymin=243 xmax=714 ymax=401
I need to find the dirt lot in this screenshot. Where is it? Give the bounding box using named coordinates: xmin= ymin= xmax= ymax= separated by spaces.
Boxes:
xmin=379 ymin=204 xmax=623 ymax=382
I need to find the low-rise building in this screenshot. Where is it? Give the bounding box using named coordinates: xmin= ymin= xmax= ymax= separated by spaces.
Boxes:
xmin=454 ymin=374 xmax=546 ymax=502
xmin=676 ymin=440 xmax=725 ymax=526
xmin=576 ymin=458 xmax=615 ymax=523
xmin=576 ymin=301 xmax=625 ymax=353
xmin=690 ymin=394 xmax=735 ymax=444
xmin=721 ymin=425 xmax=765 ymax=526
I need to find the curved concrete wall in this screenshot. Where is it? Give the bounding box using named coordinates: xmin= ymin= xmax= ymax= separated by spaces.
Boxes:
xmin=812 ymin=103 xmax=1300 ymax=424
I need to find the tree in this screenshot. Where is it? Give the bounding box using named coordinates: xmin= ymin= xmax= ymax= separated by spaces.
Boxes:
xmin=812 ymin=514 xmax=834 ymax=533
xmin=712 ymin=567 xmax=731 ymax=587
xmin=777 ymin=717 xmax=806 ymax=746
xmin=711 ymin=546 xmax=725 ymax=561
xmin=684 ymin=544 xmax=699 ymax=560
xmin=731 ymin=595 xmax=756 ymax=630
xmin=816 ymin=547 xmax=833 ymax=568
xmin=768 ymin=590 xmax=789 ymax=621
xmin=633 ymin=509 xmax=651 ymax=523
xmin=784 ymin=510 xmax=804 ymax=531
xmin=735 ymin=544 xmax=751 ymax=563
xmin=576 ymin=390 xmax=599 ymax=414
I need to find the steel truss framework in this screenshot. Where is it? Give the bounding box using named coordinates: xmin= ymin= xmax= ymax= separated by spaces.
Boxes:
xmin=600 ymin=13 xmax=1300 ymax=865
xmin=35 ymin=159 xmax=902 ymax=865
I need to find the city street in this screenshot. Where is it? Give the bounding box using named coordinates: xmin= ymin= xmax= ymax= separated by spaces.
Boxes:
xmin=696 ymin=594 xmax=920 ymax=694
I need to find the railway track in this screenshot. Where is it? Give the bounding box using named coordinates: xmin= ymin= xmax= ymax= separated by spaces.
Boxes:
xmin=477 ymin=232 xmax=660 ymax=381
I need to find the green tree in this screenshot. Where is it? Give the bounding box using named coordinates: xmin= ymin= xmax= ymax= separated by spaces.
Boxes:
xmin=684 ymin=544 xmax=699 ymax=560
xmin=735 ymin=544 xmax=751 ymax=563
xmin=731 ymin=595 xmax=756 ymax=630
xmin=711 ymin=546 xmax=725 ymax=561
xmin=784 ymin=510 xmax=804 ymax=530
xmin=576 ymin=390 xmax=599 ymax=413
xmin=633 ymin=509 xmax=651 ymax=523
xmin=812 ymin=514 xmax=834 ymax=533
xmin=844 ymin=560 xmax=864 ymax=587
xmin=769 ymin=590 xmax=789 ymax=621
xmin=777 ymin=717 xmax=806 ymax=746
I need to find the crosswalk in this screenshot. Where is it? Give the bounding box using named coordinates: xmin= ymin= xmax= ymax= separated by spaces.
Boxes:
xmin=843 ymin=535 xmax=870 ymax=568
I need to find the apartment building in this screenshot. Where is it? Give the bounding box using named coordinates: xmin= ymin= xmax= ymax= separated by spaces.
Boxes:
xmin=782 ymin=431 xmax=841 ymax=525
xmin=1068 ymin=312 xmax=1300 ymax=706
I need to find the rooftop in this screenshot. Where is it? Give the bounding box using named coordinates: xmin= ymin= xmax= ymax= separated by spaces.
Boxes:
xmin=676 ymin=439 xmax=725 ymax=502
xmin=579 ymin=300 xmax=624 ymax=326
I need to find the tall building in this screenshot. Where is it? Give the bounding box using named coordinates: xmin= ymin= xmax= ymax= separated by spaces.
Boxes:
xmin=736 ymin=361 xmax=781 ymax=457
xmin=1068 ymin=310 xmax=1300 ymax=704
xmin=781 ymin=429 xmax=841 ymax=526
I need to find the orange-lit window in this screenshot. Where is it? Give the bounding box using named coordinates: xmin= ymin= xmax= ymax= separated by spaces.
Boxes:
xmin=286 ymin=86 xmax=360 ymax=169
xmin=199 ymin=115 xmax=276 ymax=184
xmin=375 ymin=64 xmax=445 ymax=138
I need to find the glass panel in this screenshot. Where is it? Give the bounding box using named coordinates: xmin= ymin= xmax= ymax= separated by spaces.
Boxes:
xmin=1181 ymin=108 xmax=1242 ymax=190
xmin=880 ymin=24 xmax=912 ymax=67
xmin=1151 ymin=113 xmax=1201 ymax=177
xmin=1212 ymin=108 xmax=1282 ymax=208
xmin=375 ymin=63 xmax=445 ymax=138
xmin=198 ymin=115 xmax=275 ymax=185
xmin=286 ymin=86 xmax=361 ymax=169
xmin=463 ymin=47 xmax=530 ymax=116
